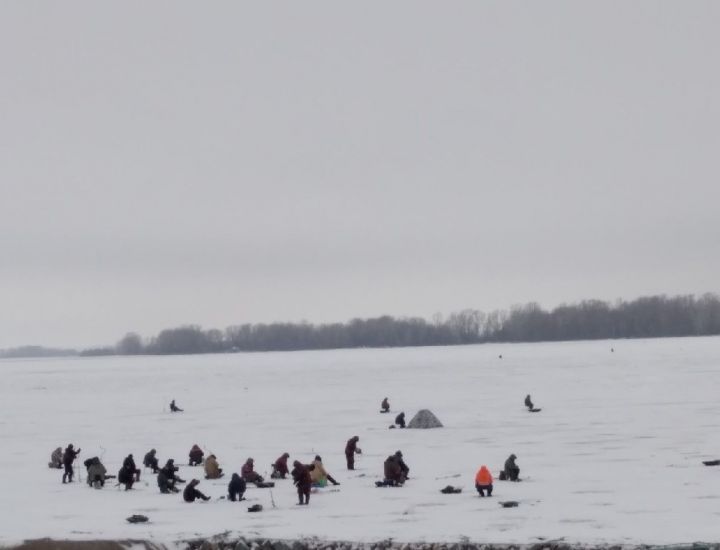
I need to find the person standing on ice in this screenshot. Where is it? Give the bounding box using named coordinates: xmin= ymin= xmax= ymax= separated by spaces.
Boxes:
xmin=49 ymin=447 xmax=63 ymax=469
xmin=381 ymin=397 xmax=390 ymax=413
xmin=345 ymin=436 xmax=361 ymax=470
xmin=474 ymin=465 xmax=493 ymax=496
xmin=183 ymin=479 xmax=210 ymax=502
xmin=291 ymin=460 xmax=312 ymax=505
xmin=170 ymin=399 xmax=183 ymax=412
xmin=61 ymin=444 xmax=81 ymax=483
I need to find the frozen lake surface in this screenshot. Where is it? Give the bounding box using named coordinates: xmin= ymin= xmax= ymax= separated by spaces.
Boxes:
xmin=2 ymin=337 xmax=720 ymax=546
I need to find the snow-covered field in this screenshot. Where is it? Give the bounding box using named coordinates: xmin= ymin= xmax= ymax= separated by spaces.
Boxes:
xmin=2 ymin=337 xmax=720 ymax=547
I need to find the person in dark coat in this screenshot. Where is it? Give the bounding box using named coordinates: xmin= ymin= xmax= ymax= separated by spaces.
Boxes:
xmin=227 ymin=473 xmax=246 ymax=501
xmin=85 ymin=457 xmax=107 ymax=488
xmin=381 ymin=397 xmax=390 ymax=413
xmin=241 ymin=458 xmax=264 ymax=484
xmin=158 ymin=459 xmax=185 ymax=493
xmin=524 ymin=395 xmax=534 ymax=410
xmin=291 ymin=460 xmax=312 ymax=505
xmin=395 ymin=412 xmax=406 ymax=429
xmin=183 ymin=479 xmax=210 ymax=502
xmin=383 ymin=454 xmax=406 ymax=486
xmin=62 ymin=444 xmax=81 ymax=483
xmin=49 ymin=447 xmax=63 ymax=469
xmin=503 ymin=454 xmax=520 ymax=481
xmin=123 ymin=454 xmax=141 ymax=481
xmin=272 ymin=452 xmax=290 ymax=479
xmin=143 ymin=449 xmax=159 ymax=473
xmin=394 ymin=451 xmax=409 ymax=478
xmin=170 ymin=399 xmax=183 ymax=412
xmin=189 ymin=444 xmax=204 ymax=466
xmin=345 ymin=436 xmax=361 ymax=470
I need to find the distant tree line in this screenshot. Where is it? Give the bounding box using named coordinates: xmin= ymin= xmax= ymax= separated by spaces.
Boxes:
xmin=0 ymin=345 xmax=77 ymax=359
xmin=75 ymin=292 xmax=720 ymax=356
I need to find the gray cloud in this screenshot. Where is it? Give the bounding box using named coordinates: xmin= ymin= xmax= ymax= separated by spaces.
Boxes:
xmin=1 ymin=1 xmax=718 ymax=347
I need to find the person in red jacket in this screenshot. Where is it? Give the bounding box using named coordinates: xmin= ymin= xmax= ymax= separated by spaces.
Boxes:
xmin=475 ymin=465 xmax=493 ymax=497
xmin=241 ymin=458 xmax=264 ymax=485
xmin=291 ymin=460 xmax=312 ymax=505
xmin=271 ymin=453 xmax=290 ymax=479
xmin=345 ymin=436 xmax=361 ymax=470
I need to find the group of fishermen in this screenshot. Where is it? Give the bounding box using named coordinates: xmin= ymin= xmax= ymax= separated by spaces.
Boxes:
xmin=50 ymin=443 xmax=347 ymax=506
xmin=48 ymin=394 xmax=529 ymax=504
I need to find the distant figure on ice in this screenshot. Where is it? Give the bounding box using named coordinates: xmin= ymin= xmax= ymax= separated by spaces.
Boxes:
xmin=524 ymin=394 xmax=534 ymax=410
xmin=345 ymin=436 xmax=361 ymax=470
xmin=502 ymin=454 xmax=520 ymax=481
xmin=85 ymin=457 xmax=108 ymax=488
xmin=291 ymin=460 xmax=312 ymax=505
xmin=62 ymin=444 xmax=81 ymax=483
xmin=395 ymin=412 xmax=406 ymax=429
xmin=49 ymin=447 xmax=63 ymax=469
xmin=271 ymin=452 xmax=291 ymax=479
xmin=204 ymin=454 xmax=223 ymax=479
xmin=189 ymin=444 xmax=204 ymax=466
xmin=158 ymin=459 xmax=185 ymax=493
xmin=183 ymin=479 xmax=210 ymax=502
xmin=170 ymin=399 xmax=183 ymax=412
xmin=381 ymin=397 xmax=390 ymax=413
xmin=474 ymin=465 xmax=493 ymax=496
xmin=143 ymin=449 xmax=159 ymax=473
xmin=227 ymin=473 xmax=246 ymax=501
xmin=310 ymin=455 xmax=340 ymax=487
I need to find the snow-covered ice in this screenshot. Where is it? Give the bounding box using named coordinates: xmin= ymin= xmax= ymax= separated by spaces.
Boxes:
xmin=2 ymin=337 xmax=720 ymax=546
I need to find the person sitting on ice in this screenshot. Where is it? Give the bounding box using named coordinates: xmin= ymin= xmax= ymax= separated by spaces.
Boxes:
xmin=241 ymin=458 xmax=265 ymax=485
xmin=524 ymin=394 xmax=534 ymax=410
xmin=503 ymin=454 xmax=520 ymax=481
xmin=383 ymin=454 xmax=406 ymax=486
xmin=228 ymin=473 xmax=247 ymax=501
xmin=85 ymin=457 xmax=108 ymax=488
xmin=474 ymin=465 xmax=493 ymax=496
xmin=189 ymin=444 xmax=204 ymax=466
xmin=204 ymin=454 xmax=223 ymax=479
xmin=157 ymin=459 xmax=185 ymax=493
xmin=143 ymin=448 xmax=159 ymax=473
xmin=395 ymin=412 xmax=406 ymax=428
xmin=381 ymin=397 xmax=390 ymax=413
xmin=49 ymin=447 xmax=63 ymax=469
xmin=271 ymin=452 xmax=291 ymax=479
xmin=123 ymin=454 xmax=141 ymax=481
xmin=183 ymin=479 xmax=210 ymax=502
xmin=309 ymin=455 xmax=340 ymax=487
xmin=170 ymin=399 xmax=183 ymax=412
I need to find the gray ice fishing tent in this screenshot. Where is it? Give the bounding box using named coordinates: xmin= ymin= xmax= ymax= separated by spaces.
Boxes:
xmin=407 ymin=409 xmax=443 ymax=429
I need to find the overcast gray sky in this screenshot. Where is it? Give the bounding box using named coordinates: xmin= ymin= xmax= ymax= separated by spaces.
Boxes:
xmin=1 ymin=1 xmax=718 ymax=348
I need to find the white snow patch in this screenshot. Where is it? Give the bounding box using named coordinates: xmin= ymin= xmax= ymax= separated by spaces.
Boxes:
xmin=1 ymin=337 xmax=720 ymax=546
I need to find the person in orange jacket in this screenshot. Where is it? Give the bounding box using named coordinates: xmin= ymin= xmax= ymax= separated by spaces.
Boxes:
xmin=475 ymin=465 xmax=493 ymax=497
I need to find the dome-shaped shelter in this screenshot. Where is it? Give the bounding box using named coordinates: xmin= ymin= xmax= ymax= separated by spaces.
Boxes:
xmin=407 ymin=409 xmax=443 ymax=429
